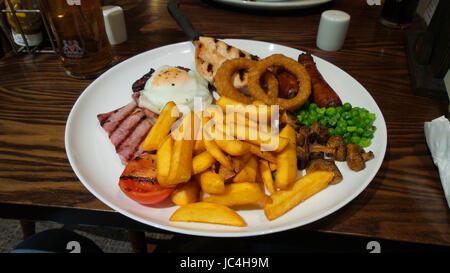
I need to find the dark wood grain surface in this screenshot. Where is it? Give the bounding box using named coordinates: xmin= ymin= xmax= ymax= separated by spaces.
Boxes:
xmin=0 ymin=0 xmax=449 ymax=246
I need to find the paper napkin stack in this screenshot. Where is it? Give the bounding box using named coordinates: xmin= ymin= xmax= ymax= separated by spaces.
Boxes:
xmin=424 ymin=116 xmax=450 ymax=209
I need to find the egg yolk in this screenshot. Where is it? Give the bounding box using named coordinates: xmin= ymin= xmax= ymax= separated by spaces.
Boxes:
xmin=151 ymin=67 xmax=189 ymax=88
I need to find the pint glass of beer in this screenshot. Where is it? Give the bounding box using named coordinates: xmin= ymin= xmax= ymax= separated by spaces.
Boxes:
xmin=379 ymin=0 xmax=420 ymax=29
xmin=40 ymin=0 xmax=113 ymax=79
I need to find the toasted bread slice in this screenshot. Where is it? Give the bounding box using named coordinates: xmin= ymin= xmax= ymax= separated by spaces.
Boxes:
xmin=194 ymin=36 xmax=259 ymax=89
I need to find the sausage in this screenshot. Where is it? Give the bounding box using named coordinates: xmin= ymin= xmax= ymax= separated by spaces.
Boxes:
xmin=275 ymin=70 xmax=298 ymax=99
xmin=298 ymin=53 xmax=342 ymax=108
xmin=260 ymin=68 xmax=300 ymax=99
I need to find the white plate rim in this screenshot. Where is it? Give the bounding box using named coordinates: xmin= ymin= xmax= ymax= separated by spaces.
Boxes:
xmin=211 ymin=0 xmax=333 ymax=10
xmin=65 ymin=39 xmax=387 ymax=237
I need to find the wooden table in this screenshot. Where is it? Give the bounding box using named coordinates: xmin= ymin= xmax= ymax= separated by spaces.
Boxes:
xmin=0 ymin=0 xmax=449 ymax=248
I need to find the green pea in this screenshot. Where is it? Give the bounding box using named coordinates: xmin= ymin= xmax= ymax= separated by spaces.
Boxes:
xmin=342 ymin=112 xmax=351 ymax=120
xmin=328 ymin=118 xmax=337 ymax=127
xmin=325 ymin=107 xmax=336 ymax=116
xmin=353 ymin=118 xmax=362 ymax=128
xmin=317 ymin=108 xmax=326 ymax=115
xmin=362 ymin=131 xmax=373 ymax=138
xmin=347 ymin=126 xmax=356 ymax=132
xmin=351 ymin=135 xmax=361 ymax=144
xmin=334 ymin=127 xmax=344 ymax=135
xmin=309 ymin=103 xmax=318 ymax=112
xmin=337 ymin=120 xmax=347 ymax=128
xmin=343 ymin=102 xmax=352 ymax=111
xmin=359 ymin=138 xmax=371 ymax=147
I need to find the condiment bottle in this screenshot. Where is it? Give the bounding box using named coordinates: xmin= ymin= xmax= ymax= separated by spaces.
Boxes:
xmin=5 ymin=0 xmax=44 ymax=47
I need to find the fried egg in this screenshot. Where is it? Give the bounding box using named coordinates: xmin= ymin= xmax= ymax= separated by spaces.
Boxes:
xmin=138 ymin=66 xmax=213 ymax=114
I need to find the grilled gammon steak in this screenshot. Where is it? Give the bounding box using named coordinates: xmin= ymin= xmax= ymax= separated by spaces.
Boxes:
xmin=97 ymin=100 xmax=159 ymax=164
xmin=194 ymin=36 xmax=259 ymax=90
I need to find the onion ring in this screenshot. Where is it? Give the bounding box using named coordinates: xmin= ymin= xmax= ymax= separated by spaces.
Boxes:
xmin=248 ymin=54 xmax=311 ymax=110
xmin=214 ymin=58 xmax=257 ymax=104
xmin=261 ymin=71 xmax=279 ymax=99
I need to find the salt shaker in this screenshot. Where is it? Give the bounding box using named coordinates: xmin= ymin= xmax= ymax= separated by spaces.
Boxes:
xmin=316 ymin=10 xmax=350 ymax=51
xmin=102 ymin=5 xmax=128 ymax=45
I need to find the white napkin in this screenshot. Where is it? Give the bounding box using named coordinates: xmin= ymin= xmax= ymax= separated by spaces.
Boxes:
xmin=424 ymin=116 xmax=450 ymax=209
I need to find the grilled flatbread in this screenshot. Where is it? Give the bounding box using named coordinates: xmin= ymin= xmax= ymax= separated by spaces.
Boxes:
xmin=194 ymin=36 xmax=259 ymax=90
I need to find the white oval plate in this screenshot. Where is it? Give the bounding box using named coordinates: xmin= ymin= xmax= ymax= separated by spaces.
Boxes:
xmin=210 ymin=0 xmax=332 ymax=10
xmin=65 ymin=39 xmax=387 ymax=237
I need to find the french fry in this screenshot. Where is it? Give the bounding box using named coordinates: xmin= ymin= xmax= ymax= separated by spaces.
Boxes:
xmin=264 ymin=171 xmax=334 ymax=220
xmin=233 ymin=156 xmax=258 ymax=183
xmin=219 ymin=122 xmax=286 ymax=152
xmin=142 ymin=101 xmax=179 ymax=151
xmin=231 ymin=156 xmax=246 ymax=174
xmin=248 ymin=143 xmax=277 ymax=163
xmin=170 ymin=202 xmax=246 ymax=227
xmin=192 ymin=151 xmax=216 ymax=175
xmin=255 ymin=165 xmax=263 ymax=183
xmin=224 ymin=112 xmax=259 ymax=130
xmin=193 ymin=112 xmax=206 ymax=155
xmin=216 ymin=96 xmax=248 ymax=113
xmin=280 ymin=111 xmax=288 ymax=125
xmin=269 ymin=162 xmax=277 ymax=171
xmin=216 ymin=96 xmax=272 ymax=122
xmin=252 ymin=100 xmax=266 ymax=106
xmin=218 ymin=164 xmax=236 ymax=181
xmin=259 ymin=160 xmax=276 ymax=194
xmin=166 ymin=112 xmax=195 ymax=187
xmin=275 ymin=124 xmax=297 ymax=190
xmin=156 ymin=135 xmax=173 ymax=186
xmin=241 ymin=126 xmax=288 ymax=153
xmin=211 ymin=98 xmax=287 ymax=153
xmin=197 ymin=170 xmax=225 ymax=194
xmin=171 ymin=180 xmax=200 ymax=206
xmin=271 ymin=135 xmax=289 ymax=153
xmin=194 ymin=139 xmax=206 ymax=154
xmin=203 ymin=138 xmax=232 ymax=170
xmin=203 ymin=182 xmax=266 ymax=207
xmin=202 ymin=116 xmax=233 ymax=170
xmin=214 ymin=138 xmax=250 ymax=156
xmin=239 ymin=153 xmax=253 ymax=164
